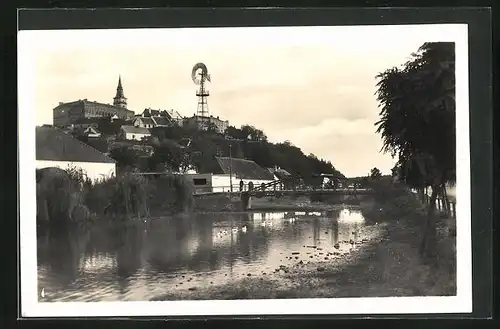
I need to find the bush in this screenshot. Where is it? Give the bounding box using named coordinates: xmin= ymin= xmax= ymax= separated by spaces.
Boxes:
xmin=37 ymin=168 xmax=195 ymax=226
xmin=361 ymin=178 xmax=424 ymax=223
xmin=84 ymin=171 xmax=151 ymax=218
xmin=147 ymin=174 xmax=194 ymax=214
xmin=366 ymin=179 xmax=412 ymax=204
xmin=36 ymin=166 xmax=93 ymax=228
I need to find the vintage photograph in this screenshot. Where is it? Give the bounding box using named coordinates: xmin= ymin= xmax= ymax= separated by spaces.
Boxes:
xmin=18 ymin=23 xmax=471 ymax=316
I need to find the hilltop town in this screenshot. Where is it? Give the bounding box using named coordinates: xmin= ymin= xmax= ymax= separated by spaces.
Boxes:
xmin=36 ymin=75 xmax=346 ymax=192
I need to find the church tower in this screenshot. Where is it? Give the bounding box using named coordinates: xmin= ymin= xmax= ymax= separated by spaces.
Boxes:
xmin=113 ymin=75 xmax=128 ymax=108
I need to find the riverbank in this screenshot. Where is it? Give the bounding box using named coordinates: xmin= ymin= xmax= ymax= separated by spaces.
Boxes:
xmin=193 ymin=193 xmax=365 ymax=213
xmin=153 ymin=190 xmax=456 ymax=300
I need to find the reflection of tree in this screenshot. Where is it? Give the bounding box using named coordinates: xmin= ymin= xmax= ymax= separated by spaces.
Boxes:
xmin=312 ymin=218 xmax=321 ymax=244
xmin=38 ymin=226 xmax=91 ymax=287
xmin=327 ymin=209 xmax=341 ymax=245
xmin=238 ymin=225 xmax=252 ymax=259
xmin=331 ymin=220 xmax=339 ymax=245
xmin=115 ymin=225 xmax=143 ymax=280
xmin=146 ymin=218 xmax=195 ymax=273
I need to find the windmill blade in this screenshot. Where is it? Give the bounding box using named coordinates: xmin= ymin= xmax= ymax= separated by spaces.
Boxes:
xmin=206 ymin=74 xmax=211 ymax=82
xmin=192 ymin=62 xmax=209 ymax=85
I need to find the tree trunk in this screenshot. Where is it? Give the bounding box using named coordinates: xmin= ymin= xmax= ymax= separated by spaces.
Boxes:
xmin=441 ymin=184 xmax=450 ymax=217
xmin=419 ymin=187 xmax=425 ymax=203
xmin=419 ymin=185 xmax=439 ymax=259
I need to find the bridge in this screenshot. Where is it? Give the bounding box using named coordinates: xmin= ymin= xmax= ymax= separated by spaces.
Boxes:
xmin=248 ymin=175 xmax=369 ymax=195
xmin=193 ymin=174 xmax=373 ymax=210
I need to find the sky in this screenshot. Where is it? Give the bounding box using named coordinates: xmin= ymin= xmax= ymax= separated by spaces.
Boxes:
xmin=20 ymin=24 xmax=462 ymax=177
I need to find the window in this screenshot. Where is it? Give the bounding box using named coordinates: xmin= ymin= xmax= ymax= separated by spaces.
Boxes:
xmin=193 ymin=178 xmax=207 ymax=186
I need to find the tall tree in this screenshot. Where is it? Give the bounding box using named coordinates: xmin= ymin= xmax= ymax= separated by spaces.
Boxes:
xmin=149 ymin=139 xmax=186 ymax=172
xmin=370 ymin=167 xmax=382 ymax=179
xmin=375 ymin=42 xmax=455 ymax=258
xmin=109 ymin=146 xmax=140 ymax=170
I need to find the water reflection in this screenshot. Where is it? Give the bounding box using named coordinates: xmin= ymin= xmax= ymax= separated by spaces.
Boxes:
xmin=37 ymin=207 xmax=377 ymax=302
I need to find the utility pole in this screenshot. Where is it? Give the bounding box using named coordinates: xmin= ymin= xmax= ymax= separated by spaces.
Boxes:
xmin=229 ymin=144 xmax=233 ymax=194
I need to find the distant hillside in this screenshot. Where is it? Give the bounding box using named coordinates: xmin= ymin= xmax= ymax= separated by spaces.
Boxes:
xmin=70 ymin=119 xmax=346 ymax=179
xmin=150 ymin=124 xmax=346 ymax=180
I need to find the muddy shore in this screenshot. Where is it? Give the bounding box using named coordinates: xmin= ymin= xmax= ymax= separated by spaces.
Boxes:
xmin=152 ymin=198 xmax=456 ymax=301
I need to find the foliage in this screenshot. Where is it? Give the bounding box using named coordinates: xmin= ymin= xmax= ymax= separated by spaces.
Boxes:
xmin=370 ymin=167 xmax=382 ymax=179
xmin=36 ymin=166 xmax=93 ymax=228
xmin=375 ymin=42 xmax=455 ymax=188
xmin=109 ymin=146 xmax=141 ymax=169
xmin=37 ymin=167 xmax=195 ymax=227
xmin=374 ymin=42 xmax=456 ymax=258
xmin=147 ymin=174 xmax=195 ymax=214
xmin=85 ymin=171 xmax=151 ymax=218
xmin=149 ymin=139 xmax=189 ymax=172
xmin=226 ymin=125 xmax=267 ymax=141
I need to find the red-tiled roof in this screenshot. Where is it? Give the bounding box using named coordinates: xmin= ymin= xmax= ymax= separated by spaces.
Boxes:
xmin=36 ymin=126 xmax=115 ymax=163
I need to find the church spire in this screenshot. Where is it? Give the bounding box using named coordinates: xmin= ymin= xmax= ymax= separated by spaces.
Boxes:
xmin=113 ymin=75 xmax=127 ymax=108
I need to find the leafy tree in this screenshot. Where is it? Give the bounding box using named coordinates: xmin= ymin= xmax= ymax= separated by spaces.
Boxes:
xmin=206 ymin=122 xmax=219 ymax=133
xmin=375 ymin=42 xmax=455 ymax=258
xmin=109 ymin=146 xmax=141 ymax=169
xmin=370 ymin=167 xmax=382 ymax=179
xmin=149 ymin=139 xmax=186 ymax=172
xmin=241 ymin=125 xmax=267 ymax=141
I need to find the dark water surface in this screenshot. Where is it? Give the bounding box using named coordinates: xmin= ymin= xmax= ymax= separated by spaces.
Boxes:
xmin=37 ymin=207 xmax=380 ymax=301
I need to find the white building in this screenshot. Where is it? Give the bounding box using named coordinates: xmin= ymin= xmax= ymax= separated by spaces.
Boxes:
xmin=184 ymin=156 xmax=277 ymax=193
xmin=133 ymin=117 xmax=156 ymax=129
xmin=133 ymin=108 xmax=177 ymax=128
xmin=119 ymin=125 xmax=151 ymax=141
xmin=36 ymin=126 xmax=116 ymax=182
xmin=166 ymin=109 xmax=185 ymax=126
xmin=133 ymin=113 xmax=171 ymax=128
xmin=183 ymin=115 xmax=229 ymax=134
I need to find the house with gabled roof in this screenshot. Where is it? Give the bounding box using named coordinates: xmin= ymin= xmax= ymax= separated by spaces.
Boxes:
xmin=133 ymin=116 xmax=156 ymax=129
xmin=151 ymin=116 xmax=171 ymax=127
xmin=119 ymin=125 xmax=151 ymax=141
xmin=36 ymin=126 xmax=116 ymax=182
xmin=83 ymin=126 xmax=101 ymax=138
xmin=134 ymin=108 xmax=174 ymax=128
xmin=183 ymin=156 xmax=277 ymax=194
xmin=267 ymin=166 xmax=293 ymax=189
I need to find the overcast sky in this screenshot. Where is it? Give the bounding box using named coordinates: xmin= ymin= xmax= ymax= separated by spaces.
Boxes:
xmin=20 ymin=25 xmax=462 ymax=177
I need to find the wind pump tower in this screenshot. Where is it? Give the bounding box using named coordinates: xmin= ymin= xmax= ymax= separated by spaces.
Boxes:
xmin=192 ymin=63 xmax=211 ymax=122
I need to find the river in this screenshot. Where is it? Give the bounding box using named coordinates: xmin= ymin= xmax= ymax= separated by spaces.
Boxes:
xmin=37 ymin=206 xmax=383 ymax=302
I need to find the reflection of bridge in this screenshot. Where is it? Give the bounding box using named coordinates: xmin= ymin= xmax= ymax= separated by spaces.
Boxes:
xmin=194 ymin=188 xmax=374 ymax=198
xmin=249 ymin=188 xmax=373 ymax=197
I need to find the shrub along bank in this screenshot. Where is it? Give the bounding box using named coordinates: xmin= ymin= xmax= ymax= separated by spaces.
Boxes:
xmin=36 ymin=166 xmax=194 ymax=228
